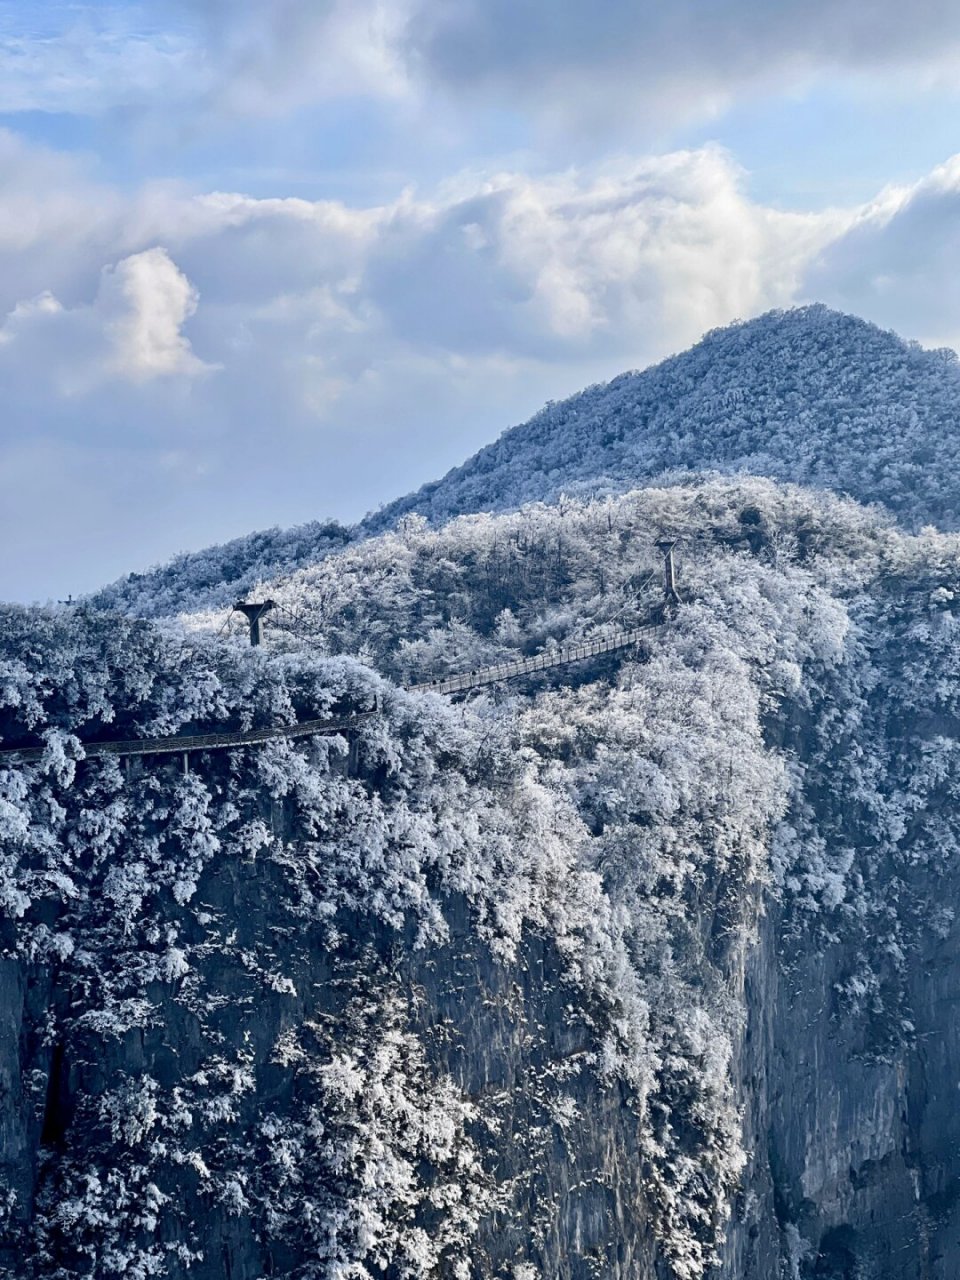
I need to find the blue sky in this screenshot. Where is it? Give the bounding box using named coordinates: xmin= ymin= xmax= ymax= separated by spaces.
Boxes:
xmin=3 ymin=0 xmax=960 ymax=602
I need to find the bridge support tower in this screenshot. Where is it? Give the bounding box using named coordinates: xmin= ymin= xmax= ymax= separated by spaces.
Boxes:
xmin=655 ymin=540 xmax=681 ymax=606
xmin=234 ymin=600 xmax=276 ymax=646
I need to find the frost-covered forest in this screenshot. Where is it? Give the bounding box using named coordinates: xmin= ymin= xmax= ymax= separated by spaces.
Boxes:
xmin=91 ymin=305 xmax=960 ymax=619
xmin=372 ymin=306 xmax=960 ymax=535
xmin=7 ymin=462 xmax=960 ymax=1277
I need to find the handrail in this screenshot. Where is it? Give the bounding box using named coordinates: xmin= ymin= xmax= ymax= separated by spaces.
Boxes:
xmin=0 ymin=712 xmax=375 ymax=764
xmin=0 ymin=617 xmax=664 ymax=765
xmin=405 ymin=619 xmax=664 ymax=695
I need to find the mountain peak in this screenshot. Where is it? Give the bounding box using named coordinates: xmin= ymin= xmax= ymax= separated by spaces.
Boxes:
xmin=93 ymin=307 xmax=960 ymax=616
xmin=367 ymin=305 xmax=960 ymax=534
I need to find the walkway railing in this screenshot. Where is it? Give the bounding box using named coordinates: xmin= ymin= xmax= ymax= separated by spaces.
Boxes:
xmin=0 ymin=713 xmax=374 ymax=765
xmin=0 ymin=616 xmax=665 ymax=765
xmin=405 ymin=619 xmax=664 ymax=695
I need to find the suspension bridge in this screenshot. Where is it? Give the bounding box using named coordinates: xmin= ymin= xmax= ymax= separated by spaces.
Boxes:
xmin=0 ymin=545 xmax=679 ymax=768
xmin=404 ymin=616 xmax=665 ymax=696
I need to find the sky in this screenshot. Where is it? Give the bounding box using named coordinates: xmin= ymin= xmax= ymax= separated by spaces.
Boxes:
xmin=4 ymin=1 xmax=960 ymax=602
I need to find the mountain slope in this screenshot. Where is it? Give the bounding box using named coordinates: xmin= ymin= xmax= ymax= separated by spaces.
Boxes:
xmin=88 ymin=518 xmax=354 ymax=619
xmin=369 ymin=304 xmax=960 ymax=534
xmin=91 ymin=305 xmax=960 ymax=619
xmin=8 ymin=479 xmax=960 ymax=1277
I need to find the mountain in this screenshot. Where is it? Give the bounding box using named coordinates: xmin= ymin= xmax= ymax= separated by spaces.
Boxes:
xmin=88 ymin=518 xmax=354 ymax=619
xmin=93 ymin=305 xmax=960 ymax=618
xmin=7 ymin=309 xmax=960 ymax=1279
xmin=370 ymin=304 xmax=960 ymax=533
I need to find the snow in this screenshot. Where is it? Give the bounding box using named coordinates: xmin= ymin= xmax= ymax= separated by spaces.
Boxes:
xmin=7 ymin=465 xmax=960 ymax=1275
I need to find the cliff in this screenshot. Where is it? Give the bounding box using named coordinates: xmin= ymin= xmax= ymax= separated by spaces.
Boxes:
xmin=5 ymin=478 xmax=960 ymax=1277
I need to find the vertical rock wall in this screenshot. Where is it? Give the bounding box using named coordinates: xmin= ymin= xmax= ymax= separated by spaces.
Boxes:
xmin=723 ymin=820 xmax=960 ymax=1277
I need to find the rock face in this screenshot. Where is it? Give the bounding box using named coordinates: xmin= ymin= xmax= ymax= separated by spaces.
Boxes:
xmin=7 ymin=477 xmax=960 ymax=1279
xmin=11 ymin=762 xmax=960 ymax=1280
xmin=722 ymin=896 xmax=960 ymax=1280
xmin=0 ymin=881 xmax=662 ymax=1280
xmin=722 ymin=583 xmax=960 ymax=1280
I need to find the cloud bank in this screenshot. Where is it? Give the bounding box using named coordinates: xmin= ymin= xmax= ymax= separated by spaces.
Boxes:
xmin=3 ymin=125 xmax=960 ymax=601
xmin=6 ymin=0 xmax=960 ymax=131
xmin=404 ymin=0 xmax=960 ymax=127
xmin=805 ymin=157 xmax=960 ymax=352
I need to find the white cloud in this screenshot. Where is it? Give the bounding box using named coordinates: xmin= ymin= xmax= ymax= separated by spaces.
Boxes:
xmin=0 ymin=133 xmax=954 ymax=435
xmin=0 ymin=3 xmax=201 ymax=115
xmin=3 ymin=129 xmax=960 ymax=600
xmin=178 ymin=0 xmax=412 ymax=114
xmin=0 ymin=290 xmax=62 ymax=344
xmin=360 ymin=152 xmax=847 ymax=363
xmin=0 ymin=0 xmax=410 ymax=119
xmin=0 ymin=248 xmax=212 ymax=394
xmin=100 ymin=248 xmax=210 ymax=382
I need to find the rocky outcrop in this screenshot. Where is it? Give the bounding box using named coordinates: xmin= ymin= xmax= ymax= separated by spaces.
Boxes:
xmin=720 ymin=889 xmax=960 ymax=1280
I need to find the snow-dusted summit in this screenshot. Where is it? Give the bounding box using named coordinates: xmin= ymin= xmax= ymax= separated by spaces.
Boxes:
xmin=371 ymin=304 xmax=960 ymax=533
xmin=94 ymin=305 xmax=960 ymax=617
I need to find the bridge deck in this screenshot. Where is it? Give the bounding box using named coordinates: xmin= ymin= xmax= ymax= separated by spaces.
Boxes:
xmin=405 ymin=620 xmax=663 ymax=695
xmin=0 ymin=618 xmax=664 ymax=764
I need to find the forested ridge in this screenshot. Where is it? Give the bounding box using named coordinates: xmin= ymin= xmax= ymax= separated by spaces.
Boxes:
xmin=371 ymin=305 xmax=960 ymax=532
xmin=92 ymin=305 xmax=960 ymax=619
xmin=7 ymin=308 xmax=960 ymax=1277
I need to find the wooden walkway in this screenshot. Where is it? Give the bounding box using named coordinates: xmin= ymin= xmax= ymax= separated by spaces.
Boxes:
xmin=0 ymin=617 xmax=664 ymax=765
